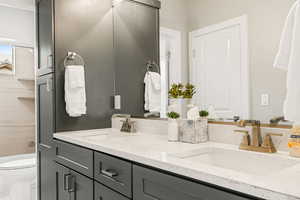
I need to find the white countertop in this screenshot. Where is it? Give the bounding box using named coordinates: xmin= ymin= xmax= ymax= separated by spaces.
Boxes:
xmin=54 ymin=128 xmax=300 ymax=200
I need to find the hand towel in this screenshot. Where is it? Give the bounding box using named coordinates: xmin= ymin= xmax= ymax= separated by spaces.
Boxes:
xmin=144 ymin=72 xmax=161 ymax=113
xmin=65 ymin=65 xmax=87 ymax=117
xmin=274 ymin=0 xmax=300 ymax=122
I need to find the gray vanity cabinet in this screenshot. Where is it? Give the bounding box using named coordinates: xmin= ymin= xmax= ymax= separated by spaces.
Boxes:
xmin=37 ymin=74 xmax=56 ymax=200
xmin=133 ymin=165 xmax=257 ymax=200
xmin=113 ymin=0 xmax=160 ymax=116
xmin=55 ymin=163 xmax=93 ymax=200
xmin=52 ymin=140 xmax=263 ymax=200
xmin=36 ymin=0 xmax=54 ymax=76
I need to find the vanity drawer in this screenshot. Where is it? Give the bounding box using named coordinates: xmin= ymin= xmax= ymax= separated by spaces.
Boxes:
xmin=54 ymin=140 xmax=93 ymax=178
xmin=94 ymin=151 xmax=132 ymax=198
xmin=95 ymin=181 xmax=129 ymax=200
xmin=133 ymin=165 xmax=258 ymax=200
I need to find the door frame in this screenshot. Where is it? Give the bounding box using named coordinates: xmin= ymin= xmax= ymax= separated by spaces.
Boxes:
xmin=160 ymin=27 xmax=182 ymax=83
xmin=160 ymin=27 xmax=182 ymax=118
xmin=189 ymin=15 xmax=250 ymax=119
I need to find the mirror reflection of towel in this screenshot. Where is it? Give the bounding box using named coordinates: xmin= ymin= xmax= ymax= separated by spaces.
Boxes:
xmin=274 ymin=0 xmax=300 ymax=122
xmin=144 ymin=72 xmax=161 ymax=113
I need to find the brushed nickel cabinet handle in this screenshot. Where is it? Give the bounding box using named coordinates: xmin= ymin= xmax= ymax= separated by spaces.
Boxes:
xmin=64 ymin=174 xmax=76 ymax=193
xmin=46 ymin=78 xmax=52 ymax=92
xmin=47 ymin=54 xmax=53 ymax=69
xmin=101 ymin=169 xmax=118 ymax=178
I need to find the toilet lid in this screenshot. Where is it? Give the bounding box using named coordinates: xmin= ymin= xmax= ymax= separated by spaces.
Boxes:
xmin=0 ymin=158 xmax=36 ymax=170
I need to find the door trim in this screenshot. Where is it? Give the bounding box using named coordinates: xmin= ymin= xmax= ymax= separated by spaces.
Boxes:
xmin=160 ymin=27 xmax=182 ymax=83
xmin=189 ymin=15 xmax=250 ymax=119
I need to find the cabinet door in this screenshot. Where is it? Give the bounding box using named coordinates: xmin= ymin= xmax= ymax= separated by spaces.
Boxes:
xmin=36 ymin=0 xmax=54 ymax=76
xmin=37 ymin=74 xmax=55 ymax=200
xmin=113 ymin=0 xmax=160 ymax=116
xmin=37 ymin=74 xmax=54 ymax=147
xmin=38 ymin=146 xmax=56 ymax=200
xmin=94 ymin=181 xmax=129 ymax=200
xmin=133 ymin=165 xmax=257 ymax=200
xmin=56 ymin=163 xmax=93 ymax=200
xmin=55 ymin=164 xmax=71 ymax=200
xmin=69 ymin=170 xmax=93 ymax=200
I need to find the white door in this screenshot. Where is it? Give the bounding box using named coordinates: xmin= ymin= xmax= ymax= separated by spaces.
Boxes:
xmin=190 ymin=16 xmax=249 ymax=119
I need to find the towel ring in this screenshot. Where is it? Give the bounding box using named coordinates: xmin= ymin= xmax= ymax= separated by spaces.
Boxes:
xmin=146 ymin=61 xmax=160 ymax=74
xmin=64 ymin=51 xmax=85 ymax=67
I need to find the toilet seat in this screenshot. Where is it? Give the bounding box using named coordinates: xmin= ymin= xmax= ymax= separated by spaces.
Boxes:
xmin=0 ymin=158 xmax=36 ymax=170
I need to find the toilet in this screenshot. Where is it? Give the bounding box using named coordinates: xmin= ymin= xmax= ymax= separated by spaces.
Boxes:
xmin=0 ymin=154 xmax=36 ymax=200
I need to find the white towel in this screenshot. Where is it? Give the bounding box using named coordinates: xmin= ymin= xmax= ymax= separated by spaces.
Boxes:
xmin=65 ymin=65 xmax=87 ymax=117
xmin=144 ymin=72 xmax=161 ymax=113
xmin=274 ymin=0 xmax=300 ymax=122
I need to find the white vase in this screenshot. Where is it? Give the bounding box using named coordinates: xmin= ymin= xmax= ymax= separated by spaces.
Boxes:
xmin=168 ymin=119 xmax=179 ymax=142
xmin=169 ymin=98 xmax=191 ymax=119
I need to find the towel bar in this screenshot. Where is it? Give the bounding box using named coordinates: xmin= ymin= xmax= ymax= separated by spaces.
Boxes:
xmin=146 ymin=60 xmax=160 ymax=74
xmin=64 ymin=52 xmax=85 ymax=67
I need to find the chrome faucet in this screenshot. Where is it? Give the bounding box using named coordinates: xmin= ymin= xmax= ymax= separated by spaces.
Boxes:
xmin=235 ymin=120 xmax=282 ymax=153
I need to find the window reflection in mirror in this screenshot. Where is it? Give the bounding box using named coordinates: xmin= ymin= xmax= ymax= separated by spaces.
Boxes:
xmin=0 ymin=43 xmax=14 ymax=75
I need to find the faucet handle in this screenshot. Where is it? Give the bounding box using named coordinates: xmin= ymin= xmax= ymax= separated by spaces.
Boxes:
xmin=234 ymin=130 xmax=250 ymax=146
xmin=236 ymin=120 xmax=246 ymax=127
xmin=262 ymin=133 xmax=283 ymax=153
xmin=266 ymin=133 xmax=283 ymax=137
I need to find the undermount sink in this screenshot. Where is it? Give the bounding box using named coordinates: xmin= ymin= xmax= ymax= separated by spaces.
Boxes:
xmin=170 ymin=147 xmax=299 ymax=176
xmin=68 ymin=129 xmax=110 ymax=141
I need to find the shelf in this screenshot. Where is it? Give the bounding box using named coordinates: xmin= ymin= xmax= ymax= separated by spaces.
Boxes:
xmin=17 ymin=77 xmax=35 ymax=81
xmin=17 ymin=95 xmax=35 ymax=100
xmin=0 ymin=123 xmax=35 ymax=127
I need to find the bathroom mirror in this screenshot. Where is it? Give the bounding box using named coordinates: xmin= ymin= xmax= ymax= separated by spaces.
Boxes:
xmin=137 ymin=0 xmax=295 ymax=124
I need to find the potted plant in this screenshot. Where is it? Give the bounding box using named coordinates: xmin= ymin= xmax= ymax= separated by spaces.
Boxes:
xmin=199 ymin=110 xmax=209 ymax=118
xmin=168 ymin=83 xmax=196 ymax=119
xmin=168 ymin=83 xmax=184 ymax=99
xmin=167 ymin=112 xmax=180 ymax=142
xmin=182 ymin=83 xmax=196 ymax=99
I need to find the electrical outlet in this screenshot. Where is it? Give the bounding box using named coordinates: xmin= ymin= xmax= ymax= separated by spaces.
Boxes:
xmin=261 ymin=94 xmax=269 ymax=106
xmin=114 ymin=95 xmax=121 ymax=110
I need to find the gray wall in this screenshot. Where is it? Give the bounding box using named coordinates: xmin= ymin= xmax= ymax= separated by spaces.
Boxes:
xmin=162 ymin=0 xmax=295 ymax=121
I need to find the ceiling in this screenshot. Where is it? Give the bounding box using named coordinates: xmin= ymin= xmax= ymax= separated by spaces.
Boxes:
xmin=0 ymin=0 xmax=34 ymax=11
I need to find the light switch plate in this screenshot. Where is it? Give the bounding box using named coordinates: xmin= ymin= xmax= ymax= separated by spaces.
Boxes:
xmin=114 ymin=95 xmax=121 ymax=110
xmin=261 ymin=94 xmax=269 ymax=106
